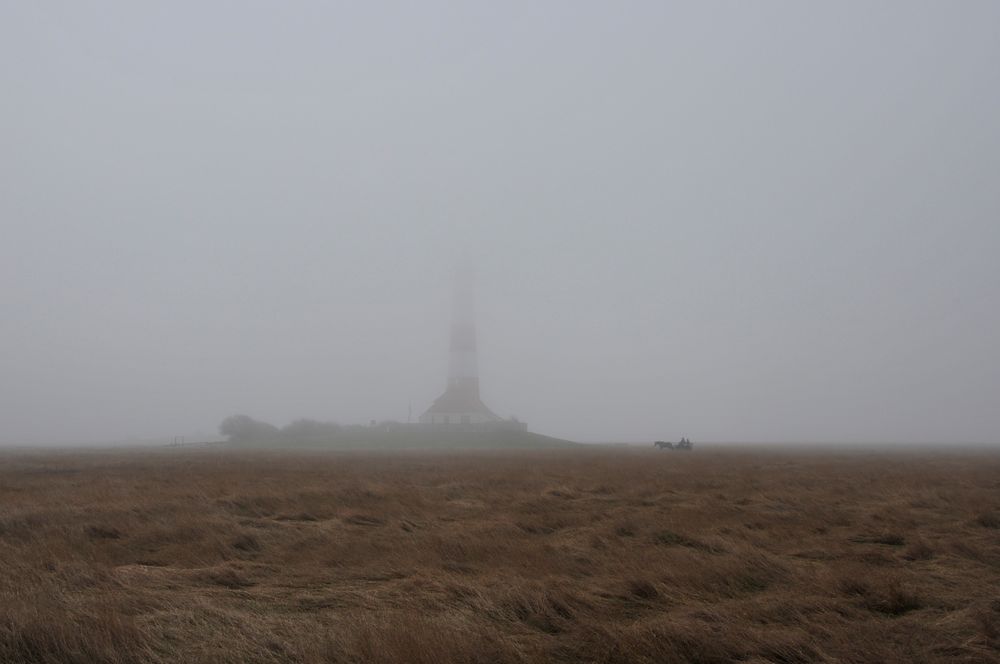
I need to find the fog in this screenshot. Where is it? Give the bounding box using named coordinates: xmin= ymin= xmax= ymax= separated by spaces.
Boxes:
xmin=3 ymin=2 xmax=998 ymax=445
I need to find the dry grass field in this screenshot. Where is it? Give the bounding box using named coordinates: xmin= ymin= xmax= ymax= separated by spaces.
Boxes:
xmin=1 ymin=447 xmax=999 ymax=663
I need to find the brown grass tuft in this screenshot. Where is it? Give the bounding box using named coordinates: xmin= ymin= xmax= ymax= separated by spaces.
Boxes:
xmin=974 ymin=511 xmax=1000 ymax=529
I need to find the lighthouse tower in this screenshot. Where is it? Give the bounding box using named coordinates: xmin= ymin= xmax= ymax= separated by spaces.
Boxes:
xmin=420 ymin=268 xmax=505 ymax=426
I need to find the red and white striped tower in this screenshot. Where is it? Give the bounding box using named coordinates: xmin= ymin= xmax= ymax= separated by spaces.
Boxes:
xmin=420 ymin=267 xmax=502 ymax=425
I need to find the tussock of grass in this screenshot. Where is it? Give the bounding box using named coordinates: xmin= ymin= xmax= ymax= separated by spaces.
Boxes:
xmin=230 ymin=532 xmax=262 ymax=552
xmin=342 ymin=512 xmax=386 ymax=527
xmin=903 ymin=539 xmax=935 ymax=561
xmin=85 ymin=524 xmax=123 ymax=540
xmin=839 ymin=575 xmax=923 ymax=616
xmin=0 ymin=448 xmax=998 ymax=662
xmin=194 ymin=565 xmax=255 ymax=589
xmin=974 ymin=511 xmax=1000 ymax=529
xmin=850 ymin=532 xmax=906 ymax=546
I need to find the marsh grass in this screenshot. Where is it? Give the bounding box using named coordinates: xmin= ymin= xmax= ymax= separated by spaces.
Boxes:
xmin=0 ymin=447 xmax=998 ymax=662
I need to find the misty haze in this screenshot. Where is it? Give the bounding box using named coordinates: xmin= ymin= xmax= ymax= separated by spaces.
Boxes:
xmin=4 ymin=2 xmax=998 ymax=447
xmin=2 ymin=2 xmax=999 ymax=663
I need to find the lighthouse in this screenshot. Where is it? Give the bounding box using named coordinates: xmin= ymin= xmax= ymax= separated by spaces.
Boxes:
xmin=420 ymin=268 xmax=512 ymax=427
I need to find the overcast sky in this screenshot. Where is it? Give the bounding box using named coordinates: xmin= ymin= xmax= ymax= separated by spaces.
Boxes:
xmin=2 ymin=1 xmax=998 ymax=445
